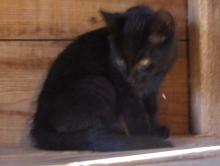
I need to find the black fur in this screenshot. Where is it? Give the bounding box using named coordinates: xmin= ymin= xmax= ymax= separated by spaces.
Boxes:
xmin=31 ymin=5 xmax=178 ymax=151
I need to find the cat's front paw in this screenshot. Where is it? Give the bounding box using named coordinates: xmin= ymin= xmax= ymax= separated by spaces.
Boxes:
xmin=156 ymin=125 xmax=170 ymax=139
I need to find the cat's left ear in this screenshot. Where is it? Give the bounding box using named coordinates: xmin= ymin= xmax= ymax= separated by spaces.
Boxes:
xmin=100 ymin=10 xmax=126 ymax=33
xmin=155 ymin=10 xmax=175 ymax=29
xmin=149 ymin=10 xmax=175 ymax=44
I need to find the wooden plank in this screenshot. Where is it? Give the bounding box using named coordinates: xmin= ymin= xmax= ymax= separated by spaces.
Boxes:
xmin=0 ymin=111 xmax=30 ymax=146
xmin=188 ymin=0 xmax=220 ymax=136
xmin=0 ymin=41 xmax=188 ymax=144
xmin=0 ymin=137 xmax=220 ymax=166
xmin=0 ymin=0 xmax=186 ymax=40
xmin=160 ymin=42 xmax=189 ymax=135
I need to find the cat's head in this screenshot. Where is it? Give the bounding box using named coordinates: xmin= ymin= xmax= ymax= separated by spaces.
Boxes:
xmin=101 ymin=6 xmax=177 ymax=92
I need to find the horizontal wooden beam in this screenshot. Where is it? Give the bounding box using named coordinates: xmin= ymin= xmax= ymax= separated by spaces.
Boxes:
xmin=0 ymin=0 xmax=186 ymax=40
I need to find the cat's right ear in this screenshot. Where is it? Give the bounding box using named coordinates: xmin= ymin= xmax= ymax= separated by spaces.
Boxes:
xmin=100 ymin=10 xmax=126 ymax=33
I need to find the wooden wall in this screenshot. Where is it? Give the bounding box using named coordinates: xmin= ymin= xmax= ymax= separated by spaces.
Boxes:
xmin=0 ymin=0 xmax=189 ymax=145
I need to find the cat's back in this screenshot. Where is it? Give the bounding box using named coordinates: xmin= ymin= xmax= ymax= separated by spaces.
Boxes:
xmin=61 ymin=27 xmax=110 ymax=60
xmin=41 ymin=28 xmax=111 ymax=91
xmin=34 ymin=27 xmax=112 ymax=122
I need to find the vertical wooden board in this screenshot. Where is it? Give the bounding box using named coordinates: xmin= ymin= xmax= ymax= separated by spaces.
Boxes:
xmin=0 ymin=0 xmax=186 ymax=39
xmin=188 ymin=0 xmax=220 ymax=136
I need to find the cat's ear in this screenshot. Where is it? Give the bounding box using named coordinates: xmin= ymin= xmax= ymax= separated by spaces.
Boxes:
xmin=149 ymin=10 xmax=175 ymax=44
xmin=155 ymin=10 xmax=175 ymax=29
xmin=100 ymin=10 xmax=126 ymax=33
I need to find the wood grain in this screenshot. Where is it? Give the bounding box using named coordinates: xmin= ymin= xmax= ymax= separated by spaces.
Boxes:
xmin=0 ymin=41 xmax=188 ymax=144
xmin=188 ymin=0 xmax=220 ymax=136
xmin=160 ymin=42 xmax=189 ymax=135
xmin=0 ymin=0 xmax=186 ymax=40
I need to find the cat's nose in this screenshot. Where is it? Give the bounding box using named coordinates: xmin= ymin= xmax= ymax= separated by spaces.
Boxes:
xmin=128 ymin=70 xmax=145 ymax=84
xmin=127 ymin=76 xmax=136 ymax=85
xmin=136 ymin=70 xmax=147 ymax=81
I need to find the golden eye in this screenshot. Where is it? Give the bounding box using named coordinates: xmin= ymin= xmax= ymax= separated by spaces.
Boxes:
xmin=140 ymin=58 xmax=151 ymax=66
xmin=136 ymin=58 xmax=151 ymax=69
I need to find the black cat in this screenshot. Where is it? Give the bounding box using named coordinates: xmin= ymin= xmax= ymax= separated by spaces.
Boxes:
xmin=31 ymin=6 xmax=178 ymax=151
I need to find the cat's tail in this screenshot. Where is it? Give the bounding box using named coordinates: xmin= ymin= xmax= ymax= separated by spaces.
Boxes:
xmin=31 ymin=127 xmax=173 ymax=151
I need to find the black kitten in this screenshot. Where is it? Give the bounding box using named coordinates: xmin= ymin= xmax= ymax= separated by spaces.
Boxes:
xmin=31 ymin=6 xmax=178 ymax=151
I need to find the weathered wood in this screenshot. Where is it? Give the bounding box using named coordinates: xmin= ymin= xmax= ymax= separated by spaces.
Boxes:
xmin=160 ymin=42 xmax=189 ymax=135
xmin=0 ymin=41 xmax=67 ymax=145
xmin=0 ymin=0 xmax=186 ymax=39
xmin=188 ymin=0 xmax=220 ymax=136
xmin=0 ymin=137 xmax=220 ymax=166
xmin=0 ymin=41 xmax=188 ymax=144
xmin=0 ymin=111 xmax=30 ymax=146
